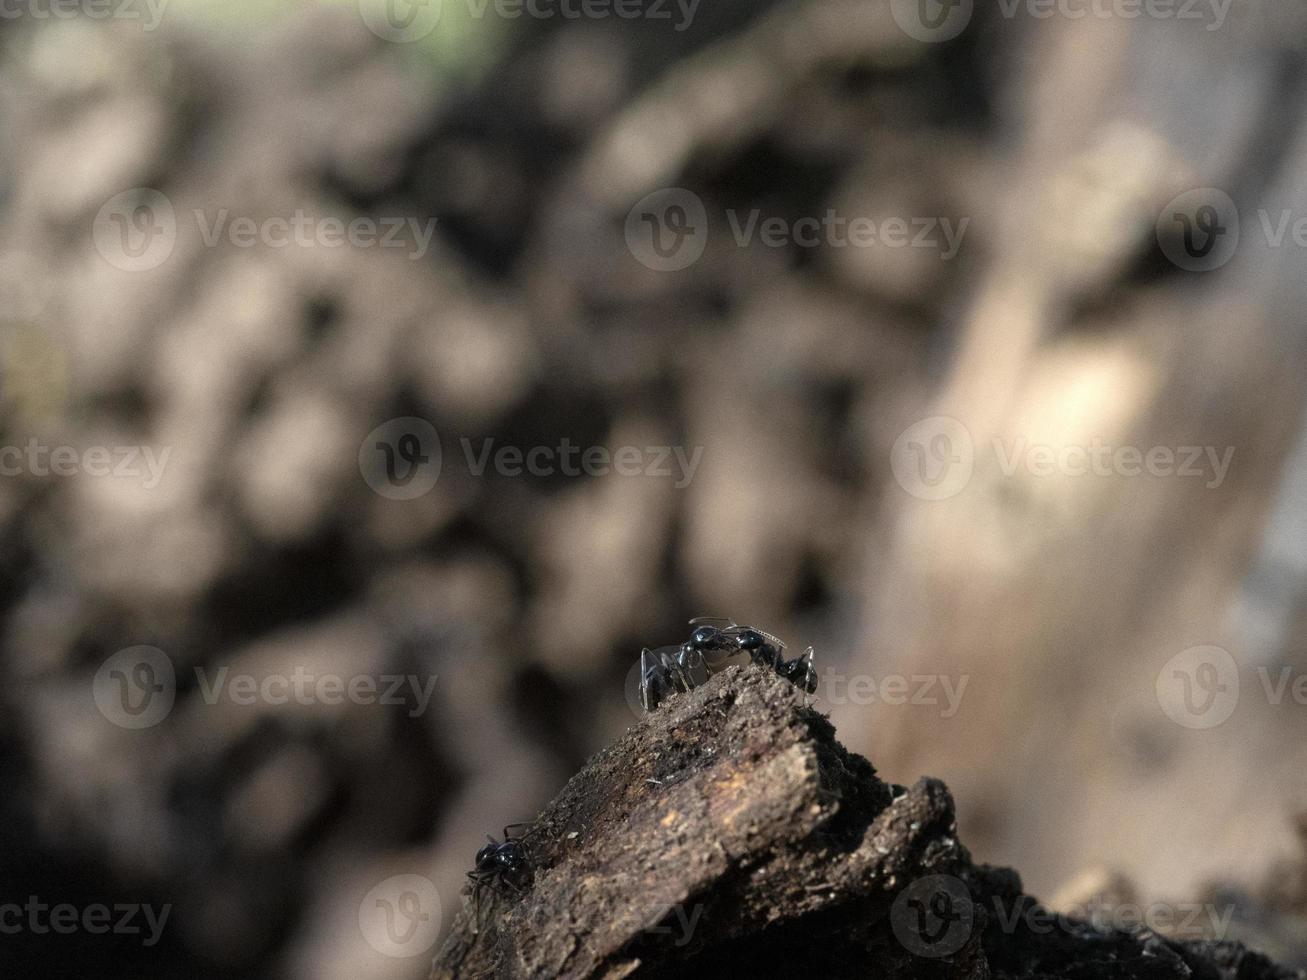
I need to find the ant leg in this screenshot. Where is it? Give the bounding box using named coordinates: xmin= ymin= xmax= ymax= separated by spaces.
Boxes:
xmin=641 ymin=649 xmax=676 ymax=712
xmin=800 ymin=647 xmax=817 ymax=698
xmin=467 ymin=873 xmax=484 ymax=933
xmin=502 ymin=876 xmax=526 ymax=896
xmin=669 ymin=647 xmax=698 ymax=691
xmin=640 ymin=649 xmax=655 ymax=711
xmin=680 ymin=647 xmax=710 ymax=686
xmin=640 ymin=649 xmax=657 ymax=711
xmin=787 ymin=648 xmax=817 ymax=706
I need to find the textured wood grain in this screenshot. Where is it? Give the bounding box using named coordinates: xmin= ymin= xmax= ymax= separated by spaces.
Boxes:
xmin=431 ymin=664 xmax=1303 ymax=979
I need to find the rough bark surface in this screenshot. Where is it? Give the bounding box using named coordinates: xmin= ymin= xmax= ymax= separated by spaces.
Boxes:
xmin=431 ymin=665 xmax=1303 ymax=979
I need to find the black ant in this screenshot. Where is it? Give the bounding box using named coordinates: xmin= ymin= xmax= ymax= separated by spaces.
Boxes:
xmin=466 ymin=823 xmax=537 ymax=932
xmin=639 ymin=618 xmax=818 ymax=712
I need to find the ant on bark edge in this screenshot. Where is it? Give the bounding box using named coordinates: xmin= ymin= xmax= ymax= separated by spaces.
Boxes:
xmin=639 ymin=617 xmax=817 ymax=712
xmin=466 ymin=823 xmax=539 ymax=932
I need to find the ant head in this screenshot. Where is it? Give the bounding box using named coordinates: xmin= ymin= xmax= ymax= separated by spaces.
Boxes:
xmin=688 ymin=625 xmax=722 ymax=650
xmin=474 ymin=842 xmax=498 ymax=868
xmin=736 ymin=629 xmax=765 ymax=651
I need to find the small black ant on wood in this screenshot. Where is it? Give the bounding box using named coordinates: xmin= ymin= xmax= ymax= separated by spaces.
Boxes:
xmin=639 ymin=618 xmax=818 ymax=712
xmin=466 ymin=823 xmax=537 ymax=932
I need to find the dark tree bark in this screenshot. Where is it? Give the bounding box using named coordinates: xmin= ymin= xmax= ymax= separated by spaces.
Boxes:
xmin=432 ymin=665 xmax=1303 ymax=979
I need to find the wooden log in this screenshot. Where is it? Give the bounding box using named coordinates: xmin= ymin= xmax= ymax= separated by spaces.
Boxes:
xmin=431 ymin=664 xmax=1302 ymax=979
